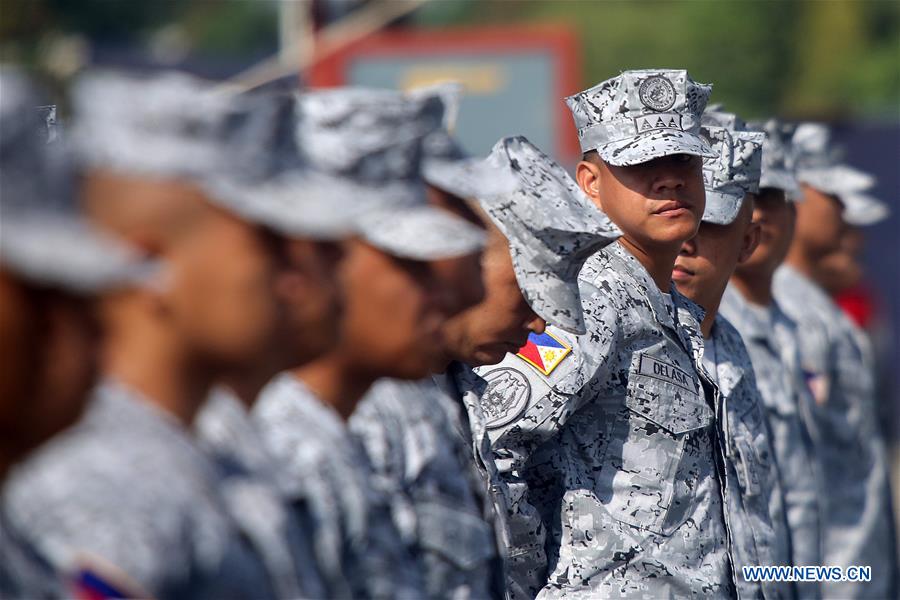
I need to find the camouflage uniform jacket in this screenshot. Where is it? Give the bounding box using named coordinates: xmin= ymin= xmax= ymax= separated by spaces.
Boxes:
xmin=0 ymin=509 xmax=63 ymax=599
xmin=472 ymin=242 xmax=736 ymax=598
xmin=2 ymin=380 xmax=275 ymax=600
xmin=195 ymin=389 xmax=328 ymax=599
xmin=705 ymin=313 xmax=796 ymax=600
xmin=350 ymin=377 xmax=504 ymax=599
xmin=774 ymin=265 xmax=898 ymax=599
xmin=720 ymin=285 xmax=823 ymax=598
xmin=252 ymin=372 xmax=426 ymax=599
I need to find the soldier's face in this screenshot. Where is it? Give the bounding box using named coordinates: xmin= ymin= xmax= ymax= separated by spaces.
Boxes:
xmin=578 ymin=153 xmax=705 ymax=252
xmin=441 ymin=230 xmax=546 ymax=367
xmin=816 ymin=227 xmax=864 ymax=296
xmin=279 ymin=239 xmax=345 ymax=367
xmin=425 ymin=185 xmax=488 ymax=316
xmin=674 ymin=197 xmax=760 ymax=312
xmin=0 ymin=272 xmax=100 ymax=471
xmin=734 ymin=187 xmax=795 ymax=278
xmin=166 ymin=199 xmax=292 ymax=374
xmin=793 ymin=184 xmax=846 ymax=260
xmin=335 ymin=239 xmax=447 ymax=379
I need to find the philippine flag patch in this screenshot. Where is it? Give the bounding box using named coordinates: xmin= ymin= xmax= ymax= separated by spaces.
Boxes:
xmin=515 ymin=331 xmax=572 ymax=376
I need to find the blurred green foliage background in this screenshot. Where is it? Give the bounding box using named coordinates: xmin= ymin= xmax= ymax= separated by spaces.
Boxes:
xmin=2 ymin=0 xmax=898 ymax=120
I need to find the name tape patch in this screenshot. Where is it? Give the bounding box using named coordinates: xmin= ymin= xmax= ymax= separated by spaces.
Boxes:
xmin=637 ymin=355 xmax=699 ymax=394
xmin=634 ymin=113 xmax=683 ymax=134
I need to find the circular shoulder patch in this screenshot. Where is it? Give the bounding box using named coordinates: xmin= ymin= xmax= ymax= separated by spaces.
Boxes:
xmin=480 ymin=367 xmax=531 ymax=429
xmin=638 ymin=76 xmax=677 ymax=112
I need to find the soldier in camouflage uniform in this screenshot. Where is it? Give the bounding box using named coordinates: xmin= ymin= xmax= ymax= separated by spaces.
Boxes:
xmin=192 ymin=89 xmax=375 ymax=599
xmin=4 ymin=70 xmax=322 ymax=599
xmin=470 ymin=69 xmax=751 ymax=598
xmin=349 ymin=84 xmax=515 ymax=600
xmin=672 ymin=122 xmax=795 ymax=598
xmin=0 ymin=69 xmax=150 ymax=600
xmin=774 ymin=123 xmax=898 ymax=599
xmin=719 ymin=117 xmax=824 ymax=598
xmin=252 ymin=87 xmax=487 ymax=599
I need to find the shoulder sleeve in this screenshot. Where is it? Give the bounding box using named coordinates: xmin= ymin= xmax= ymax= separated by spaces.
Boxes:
xmin=474 ymin=279 xmax=620 ymax=473
xmin=5 ymin=448 xmax=195 ymax=597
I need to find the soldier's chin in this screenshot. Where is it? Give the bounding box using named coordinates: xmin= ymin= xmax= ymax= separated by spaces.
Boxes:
xmin=471 ymin=342 xmax=519 ymax=367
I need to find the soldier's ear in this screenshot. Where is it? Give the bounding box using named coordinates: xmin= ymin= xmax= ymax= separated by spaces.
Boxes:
xmin=738 ymin=220 xmax=762 ymax=264
xmin=575 ymin=160 xmax=603 ymax=204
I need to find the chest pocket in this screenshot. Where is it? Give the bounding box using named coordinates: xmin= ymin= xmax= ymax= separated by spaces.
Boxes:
xmin=730 ymin=402 xmax=770 ymax=499
xmin=415 ymin=497 xmax=496 ymax=571
xmin=599 ymin=354 xmax=713 ymax=535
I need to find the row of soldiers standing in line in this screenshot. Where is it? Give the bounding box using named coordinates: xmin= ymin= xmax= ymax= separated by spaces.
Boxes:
xmin=0 ymin=64 xmax=897 ymax=599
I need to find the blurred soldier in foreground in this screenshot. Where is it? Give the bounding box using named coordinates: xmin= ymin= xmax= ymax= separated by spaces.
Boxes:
xmin=4 ymin=70 xmax=316 ymax=599
xmin=719 ymin=118 xmax=824 ymax=598
xmin=0 ymin=70 xmax=148 ymax=599
xmin=774 ymin=123 xmax=898 ymax=598
xmin=252 ymin=87 xmax=487 ymax=599
xmin=473 ymin=69 xmax=742 ymax=597
xmin=672 ymin=123 xmax=795 ymax=598
xmin=349 ymin=83 xmax=515 ymax=600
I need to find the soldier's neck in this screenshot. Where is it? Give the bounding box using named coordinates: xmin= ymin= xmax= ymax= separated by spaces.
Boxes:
xmin=101 ymin=301 xmax=216 ymax=426
xmin=784 ymin=246 xmax=820 ymax=287
xmin=617 ymin=238 xmax=679 ymax=292
xmin=730 ymin=270 xmax=773 ymax=307
xmin=293 ymin=355 xmax=376 ymax=421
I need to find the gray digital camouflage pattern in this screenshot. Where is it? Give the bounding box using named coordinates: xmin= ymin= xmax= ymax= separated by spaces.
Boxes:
xmin=195 ymin=389 xmax=328 ymax=599
xmin=791 ymin=123 xmax=874 ymax=197
xmin=350 ymin=378 xmax=503 ymax=600
xmin=565 ymin=69 xmax=717 ymax=166
xmin=699 ymin=125 xmax=764 ymax=225
xmin=295 ymin=87 xmax=486 ymax=262
xmin=0 ymin=69 xmax=148 ymax=294
xmin=748 ymin=119 xmax=801 ymax=197
xmin=774 ymin=265 xmax=898 ymax=599
xmin=473 ymin=242 xmax=736 ymax=598
xmin=0 ymin=511 xmax=62 ymax=600
xmin=252 ymin=373 xmax=426 ymax=599
xmin=478 ymin=136 xmax=621 ymax=335
xmin=3 ymin=381 xmax=275 ymax=600
xmin=703 ymin=314 xmax=795 ymax=600
xmin=840 ymin=192 xmax=891 ymax=227
xmin=720 ymin=285 xmax=823 ymax=599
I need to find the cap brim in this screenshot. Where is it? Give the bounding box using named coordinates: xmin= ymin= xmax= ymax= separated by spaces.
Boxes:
xmin=203 ymin=171 xmax=360 ymax=241
xmin=509 ymin=229 xmax=619 ymax=335
xmin=701 ymin=190 xmax=744 ymax=225
xmin=842 ymin=193 xmax=890 ymax=227
xmin=0 ymin=214 xmax=153 ymax=293
xmin=356 ymin=205 xmax=485 ymax=261
xmin=760 ymin=168 xmax=801 ymax=199
xmin=423 ymin=155 xmax=518 ymax=201
xmin=597 ymin=130 xmax=717 ymax=167
xmin=799 ymin=164 xmax=875 ymax=197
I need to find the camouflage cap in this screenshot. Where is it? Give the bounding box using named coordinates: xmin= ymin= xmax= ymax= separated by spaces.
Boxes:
xmin=72 ymin=70 xmax=236 ymax=180
xmin=701 ymin=104 xmax=747 ymax=131
xmin=410 ymin=81 xmax=519 ymax=202
xmin=479 ymin=136 xmax=622 ymax=335
xmin=792 ymin=123 xmax=875 ymax=196
xmin=200 ymin=91 xmax=358 ymax=241
xmin=842 ymin=193 xmax=890 ymax=227
xmin=565 ymin=69 xmax=717 ymax=166
xmin=700 ymin=126 xmax=765 ymax=225
xmin=749 ymin=119 xmax=801 ymax=198
xmin=295 ymin=86 xmax=485 ymax=260
xmin=1 ymin=69 xmax=150 ymax=293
